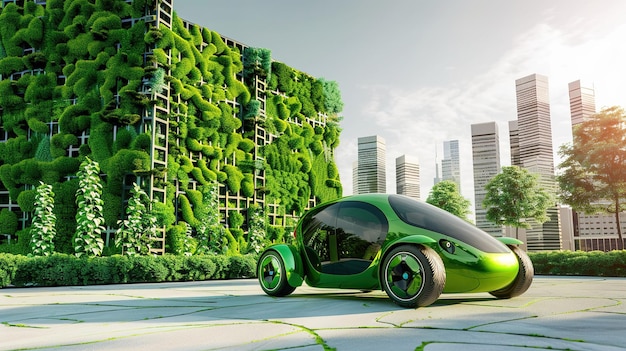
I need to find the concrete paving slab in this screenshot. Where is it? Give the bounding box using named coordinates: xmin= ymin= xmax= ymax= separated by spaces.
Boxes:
xmin=0 ymin=276 xmax=625 ymax=350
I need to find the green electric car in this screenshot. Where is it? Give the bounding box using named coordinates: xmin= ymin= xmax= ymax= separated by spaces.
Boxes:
xmin=257 ymin=194 xmax=533 ymax=308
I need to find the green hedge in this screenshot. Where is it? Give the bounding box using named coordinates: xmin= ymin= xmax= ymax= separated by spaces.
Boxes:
xmin=529 ymin=250 xmax=626 ymax=277
xmin=0 ymin=253 xmax=256 ymax=288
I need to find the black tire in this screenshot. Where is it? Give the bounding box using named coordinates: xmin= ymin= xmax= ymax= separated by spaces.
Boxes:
xmin=257 ymin=250 xmax=296 ymax=297
xmin=381 ymin=245 xmax=446 ymax=308
xmin=490 ymin=245 xmax=534 ymax=299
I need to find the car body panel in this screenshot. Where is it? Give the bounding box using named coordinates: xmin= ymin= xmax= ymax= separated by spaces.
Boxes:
xmin=262 ymin=244 xmax=305 ymax=288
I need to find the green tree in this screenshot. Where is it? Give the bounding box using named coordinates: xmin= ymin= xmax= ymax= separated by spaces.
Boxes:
xmin=29 ymin=182 xmax=56 ymax=256
xmin=74 ymin=157 xmax=105 ymax=257
xmin=557 ymin=106 xmax=626 ymax=250
xmin=483 ymin=166 xmax=553 ymax=239
xmin=115 ymin=182 xmax=155 ymax=256
xmin=426 ymin=180 xmax=471 ymax=221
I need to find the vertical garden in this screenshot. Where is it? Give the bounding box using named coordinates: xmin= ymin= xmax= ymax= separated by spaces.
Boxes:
xmin=0 ymin=0 xmax=343 ymax=258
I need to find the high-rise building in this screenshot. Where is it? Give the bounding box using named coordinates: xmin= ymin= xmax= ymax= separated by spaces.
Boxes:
xmin=471 ymin=122 xmax=503 ymax=236
xmin=396 ymin=155 xmax=420 ymax=200
xmin=441 ymin=140 xmax=461 ymax=191
xmin=356 ymin=135 xmax=386 ymax=194
xmin=508 ymin=120 xmax=520 ymax=167
xmin=352 ymin=161 xmax=359 ymax=195
xmin=568 ymin=80 xmax=624 ymax=251
xmin=568 ymin=80 xmax=596 ymax=126
xmin=513 ymin=74 xmax=562 ymax=251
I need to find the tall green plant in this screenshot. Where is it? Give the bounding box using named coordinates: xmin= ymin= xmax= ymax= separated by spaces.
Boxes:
xmin=247 ymin=204 xmax=265 ymax=254
xmin=195 ymin=182 xmax=226 ymax=255
xmin=30 ymin=182 xmax=56 ymax=256
xmin=182 ymin=222 xmax=194 ymax=256
xmin=74 ymin=157 xmax=105 ymax=257
xmin=115 ymin=182 xmax=155 ymax=256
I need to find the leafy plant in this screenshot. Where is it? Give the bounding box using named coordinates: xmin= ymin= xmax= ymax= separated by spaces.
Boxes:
xmin=0 ymin=209 xmax=19 ymax=236
xmin=195 ymin=182 xmax=226 ymax=255
xmin=74 ymin=157 xmax=105 ymax=257
xmin=182 ymin=222 xmax=195 ymax=257
xmin=29 ymin=182 xmax=56 ymax=256
xmin=115 ymin=182 xmax=155 ymax=256
xmin=246 ymin=204 xmax=265 ymax=254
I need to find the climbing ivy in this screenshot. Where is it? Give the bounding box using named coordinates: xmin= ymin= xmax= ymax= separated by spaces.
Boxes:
xmin=115 ymin=182 xmax=155 ymax=256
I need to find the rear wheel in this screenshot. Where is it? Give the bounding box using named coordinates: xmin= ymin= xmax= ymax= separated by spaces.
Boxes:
xmin=381 ymin=245 xmax=445 ymax=308
xmin=258 ymin=250 xmax=296 ymax=297
xmin=490 ymin=245 xmax=534 ymax=299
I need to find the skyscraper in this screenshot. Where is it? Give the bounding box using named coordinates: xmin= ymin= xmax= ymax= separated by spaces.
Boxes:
xmin=508 ymin=120 xmax=520 ymax=167
xmin=471 ymin=122 xmax=503 ymax=236
xmin=568 ymin=80 xmax=596 ymax=126
xmin=568 ymin=80 xmax=624 ymax=251
xmin=396 ymin=155 xmax=420 ymax=200
xmin=356 ymin=135 xmax=386 ymax=194
xmin=513 ymin=74 xmax=562 ymax=251
xmin=441 ymin=140 xmax=461 ymax=192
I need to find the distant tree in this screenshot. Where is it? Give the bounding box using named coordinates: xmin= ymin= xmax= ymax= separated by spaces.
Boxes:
xmin=558 ymin=106 xmax=626 ymax=250
xmin=483 ymin=166 xmax=553 ymax=239
xmin=426 ymin=180 xmax=471 ymax=221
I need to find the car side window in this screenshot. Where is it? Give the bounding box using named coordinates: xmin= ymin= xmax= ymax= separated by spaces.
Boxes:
xmin=302 ymin=203 xmax=339 ymax=265
xmin=301 ymin=201 xmax=389 ymax=275
xmin=336 ymin=201 xmax=388 ymax=261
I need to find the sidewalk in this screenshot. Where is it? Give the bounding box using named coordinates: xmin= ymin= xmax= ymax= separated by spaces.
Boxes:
xmin=1 ymin=276 xmax=625 ymax=350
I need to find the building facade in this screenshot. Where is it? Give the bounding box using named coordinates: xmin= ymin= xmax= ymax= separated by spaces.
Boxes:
xmin=441 ymin=140 xmax=461 ymax=192
xmin=0 ymin=0 xmax=343 ymax=253
xmin=512 ymin=74 xmax=562 ymax=251
xmin=395 ymin=154 xmax=420 ymax=200
xmin=355 ymin=135 xmax=386 ymax=194
xmin=471 ymin=122 xmax=503 ymax=236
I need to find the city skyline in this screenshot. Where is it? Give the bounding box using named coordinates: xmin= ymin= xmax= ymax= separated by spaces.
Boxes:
xmin=175 ymin=1 xmax=626 ymax=211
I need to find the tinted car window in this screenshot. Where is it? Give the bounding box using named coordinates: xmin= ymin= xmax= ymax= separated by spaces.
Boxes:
xmin=301 ymin=201 xmax=389 ymax=275
xmin=302 ymin=203 xmax=339 ymax=263
xmin=388 ymin=194 xmax=509 ymax=253
xmin=336 ymin=201 xmax=388 ymax=260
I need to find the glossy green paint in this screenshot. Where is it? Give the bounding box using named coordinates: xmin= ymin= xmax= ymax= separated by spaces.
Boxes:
xmin=263 ymin=244 xmax=304 ymax=288
xmin=497 ymin=237 xmax=524 ymax=246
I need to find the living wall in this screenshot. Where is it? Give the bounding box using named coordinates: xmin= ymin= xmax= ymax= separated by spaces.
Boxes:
xmin=0 ymin=0 xmax=343 ymax=256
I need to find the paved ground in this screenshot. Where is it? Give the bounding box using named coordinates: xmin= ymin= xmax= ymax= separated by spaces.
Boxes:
xmin=1 ymin=276 xmax=625 ymax=351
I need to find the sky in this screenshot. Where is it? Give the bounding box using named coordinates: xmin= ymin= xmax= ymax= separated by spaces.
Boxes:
xmin=175 ymin=0 xmax=626 ymax=217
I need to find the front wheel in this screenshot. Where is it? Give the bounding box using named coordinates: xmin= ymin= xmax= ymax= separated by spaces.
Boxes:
xmin=489 ymin=245 xmax=534 ymax=299
xmin=258 ymin=250 xmax=296 ymax=297
xmin=381 ymin=245 xmax=446 ymax=308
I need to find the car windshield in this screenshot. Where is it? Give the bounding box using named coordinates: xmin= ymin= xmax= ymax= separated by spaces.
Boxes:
xmin=388 ymin=195 xmax=509 ymax=253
